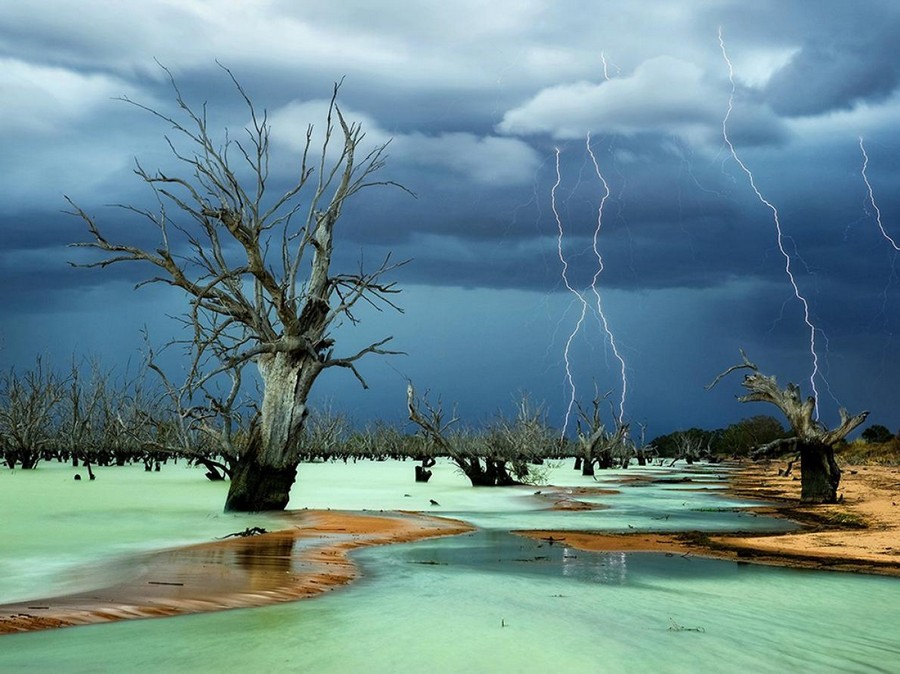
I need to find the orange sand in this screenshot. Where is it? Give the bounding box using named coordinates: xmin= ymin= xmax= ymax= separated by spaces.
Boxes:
xmin=0 ymin=510 xmax=473 ymax=635
xmin=519 ymin=463 xmax=900 ymax=576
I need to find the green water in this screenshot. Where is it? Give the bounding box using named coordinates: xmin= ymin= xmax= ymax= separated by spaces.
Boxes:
xmin=1 ymin=460 xmax=897 ymax=673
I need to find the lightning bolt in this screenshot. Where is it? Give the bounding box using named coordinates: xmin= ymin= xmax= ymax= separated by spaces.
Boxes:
xmin=858 ymin=136 xmax=899 ymax=353
xmin=549 ymin=51 xmax=629 ymax=437
xmin=552 ymin=147 xmax=591 ymax=436
xmin=859 ymin=136 xmax=900 ymax=251
xmin=585 ymin=133 xmax=628 ymax=424
xmin=600 ymin=51 xmax=610 ymax=81
xmin=718 ymin=26 xmax=822 ymax=416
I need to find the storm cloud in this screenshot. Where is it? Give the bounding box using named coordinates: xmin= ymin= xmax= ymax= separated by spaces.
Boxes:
xmin=2 ymin=1 xmax=899 ymax=437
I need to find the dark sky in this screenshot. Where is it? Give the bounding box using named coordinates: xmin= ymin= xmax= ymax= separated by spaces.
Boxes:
xmin=2 ymin=1 xmax=899 ymax=438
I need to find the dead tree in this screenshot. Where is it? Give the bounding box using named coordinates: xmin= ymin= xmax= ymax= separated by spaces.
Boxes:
xmin=633 ymin=423 xmax=657 ymax=466
xmin=407 ymin=385 xmax=554 ymax=486
xmin=132 ymin=341 xmax=247 ymax=481
xmin=60 ymin=358 xmax=115 ymax=476
xmin=669 ymin=430 xmax=708 ymax=466
xmin=296 ymin=406 xmax=350 ymax=461
xmin=574 ymin=395 xmax=632 ymax=475
xmin=708 ymin=350 xmax=868 ymax=503
xmin=0 ymin=358 xmax=65 ymax=469
xmin=69 ymin=67 xmax=409 ymax=511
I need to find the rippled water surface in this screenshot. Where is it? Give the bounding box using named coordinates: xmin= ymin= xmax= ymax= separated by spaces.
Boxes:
xmin=1 ymin=459 xmax=898 ymax=673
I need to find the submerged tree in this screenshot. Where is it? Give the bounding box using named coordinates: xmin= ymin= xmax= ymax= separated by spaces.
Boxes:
xmin=70 ymin=67 xmax=408 ymax=511
xmin=0 ymin=357 xmax=65 ymax=469
xmin=572 ymin=394 xmax=633 ymax=474
xmin=406 ymin=385 xmax=556 ymax=486
xmin=708 ymin=350 xmax=868 ymax=503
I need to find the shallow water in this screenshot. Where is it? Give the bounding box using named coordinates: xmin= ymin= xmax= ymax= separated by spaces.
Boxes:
xmin=0 ymin=462 xmax=278 ymax=603
xmin=1 ymin=459 xmax=898 ymax=673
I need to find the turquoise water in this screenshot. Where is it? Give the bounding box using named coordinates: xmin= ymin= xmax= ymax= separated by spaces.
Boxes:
xmin=1 ymin=460 xmax=897 ymax=673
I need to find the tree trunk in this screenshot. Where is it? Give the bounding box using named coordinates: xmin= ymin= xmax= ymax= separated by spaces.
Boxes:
xmin=596 ymin=450 xmax=614 ymax=470
xmin=455 ymin=458 xmax=519 ymax=486
xmin=581 ymin=459 xmax=595 ymax=476
xmin=225 ymin=454 xmax=298 ymax=511
xmin=573 ymin=456 xmax=582 ymax=470
xmin=799 ymin=442 xmax=841 ymax=503
xmin=224 ymin=352 xmax=317 ymax=512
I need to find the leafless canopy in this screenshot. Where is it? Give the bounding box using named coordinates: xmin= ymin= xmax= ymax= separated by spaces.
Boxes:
xmin=68 ymin=65 xmax=410 ymax=392
xmin=707 ymin=349 xmax=868 ymax=446
xmin=574 ymin=393 xmax=632 ymax=460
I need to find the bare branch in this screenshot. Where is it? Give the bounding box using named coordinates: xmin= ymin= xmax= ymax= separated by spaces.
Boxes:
xmin=706 ymin=347 xmax=757 ymax=390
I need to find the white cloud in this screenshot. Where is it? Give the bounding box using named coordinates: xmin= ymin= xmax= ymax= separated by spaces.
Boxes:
xmin=785 ymin=93 xmax=900 ymax=145
xmin=391 ymin=133 xmax=539 ymax=186
xmin=0 ymin=58 xmax=134 ymax=136
xmin=497 ymin=56 xmax=727 ymax=143
xmin=269 ymin=100 xmax=540 ymax=186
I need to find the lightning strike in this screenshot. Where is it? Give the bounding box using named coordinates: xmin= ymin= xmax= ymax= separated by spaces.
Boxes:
xmin=586 ymin=133 xmax=628 ymax=424
xmin=859 ymin=136 xmax=900 ymax=251
xmin=552 ymin=147 xmax=591 ymax=436
xmin=718 ymin=27 xmax=822 ymax=416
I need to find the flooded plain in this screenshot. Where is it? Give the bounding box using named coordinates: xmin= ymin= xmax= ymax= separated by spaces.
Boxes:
xmin=1 ymin=459 xmax=898 ymax=673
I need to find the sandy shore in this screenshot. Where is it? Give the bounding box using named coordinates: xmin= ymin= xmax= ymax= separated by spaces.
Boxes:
xmin=519 ymin=462 xmax=900 ymax=576
xmin=0 ymin=510 xmax=473 ymax=635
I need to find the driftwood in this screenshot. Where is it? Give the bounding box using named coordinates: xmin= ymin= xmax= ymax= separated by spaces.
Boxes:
xmin=218 ymin=527 xmax=268 ymax=539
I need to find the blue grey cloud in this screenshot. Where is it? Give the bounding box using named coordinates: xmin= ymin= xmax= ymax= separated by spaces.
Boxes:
xmin=2 ymin=1 xmax=899 ymax=437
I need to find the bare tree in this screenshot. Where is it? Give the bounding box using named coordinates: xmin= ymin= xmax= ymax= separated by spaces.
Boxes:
xmin=69 ymin=67 xmax=408 ymax=511
xmin=708 ymin=350 xmax=869 ymax=503
xmin=573 ymin=394 xmax=632 ymax=475
xmin=0 ymin=358 xmax=65 ymax=469
xmin=131 ymin=342 xmax=248 ymax=480
xmin=60 ymin=357 xmax=115 ymax=477
xmin=407 ymin=385 xmax=557 ymax=486
xmin=669 ymin=430 xmax=707 ymax=466
xmin=296 ymin=406 xmax=350 ymax=460
xmin=633 ymin=423 xmax=657 ymax=466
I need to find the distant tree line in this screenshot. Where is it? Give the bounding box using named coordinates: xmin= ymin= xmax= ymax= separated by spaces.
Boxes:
xmin=4 ymin=356 xmax=895 ymax=485
xmin=650 ymin=415 xmax=792 ymax=460
xmin=0 ymin=357 xmax=716 ymax=483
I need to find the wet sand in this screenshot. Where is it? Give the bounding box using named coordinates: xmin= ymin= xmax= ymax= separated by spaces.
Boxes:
xmin=0 ymin=510 xmax=473 ymax=634
xmin=519 ymin=462 xmax=900 ymax=576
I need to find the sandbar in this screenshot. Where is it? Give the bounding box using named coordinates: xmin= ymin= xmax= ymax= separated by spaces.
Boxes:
xmin=0 ymin=510 xmax=473 ymax=634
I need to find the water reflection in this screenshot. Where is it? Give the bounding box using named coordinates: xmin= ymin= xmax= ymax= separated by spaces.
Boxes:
xmin=561 ymin=548 xmax=628 ymax=585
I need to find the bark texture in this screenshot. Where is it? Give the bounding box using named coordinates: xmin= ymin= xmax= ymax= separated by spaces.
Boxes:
xmin=224 ymin=458 xmax=298 ymax=511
